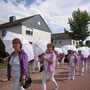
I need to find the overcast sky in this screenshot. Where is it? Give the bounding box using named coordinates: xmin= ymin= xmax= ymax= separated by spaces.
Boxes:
xmin=0 ymin=0 xmax=90 ymax=33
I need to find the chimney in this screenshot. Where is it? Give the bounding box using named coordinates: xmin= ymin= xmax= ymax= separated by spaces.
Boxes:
xmin=9 ymin=16 xmax=16 ymax=22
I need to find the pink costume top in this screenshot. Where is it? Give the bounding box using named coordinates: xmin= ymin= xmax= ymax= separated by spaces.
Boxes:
xmin=68 ymin=54 xmax=78 ymax=66
xmin=43 ymin=51 xmax=56 ymax=72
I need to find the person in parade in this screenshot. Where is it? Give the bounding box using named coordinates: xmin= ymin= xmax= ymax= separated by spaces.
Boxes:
xmin=41 ymin=43 xmax=58 ymax=90
xmin=77 ymin=50 xmax=84 ymax=76
xmin=54 ymin=50 xmax=59 ymax=67
xmin=3 ymin=38 xmax=29 ymax=90
xmin=32 ymin=56 xmax=40 ymax=73
xmin=67 ymin=50 xmax=78 ymax=80
xmin=60 ymin=53 xmax=65 ymax=67
xmin=87 ymin=54 xmax=90 ymax=70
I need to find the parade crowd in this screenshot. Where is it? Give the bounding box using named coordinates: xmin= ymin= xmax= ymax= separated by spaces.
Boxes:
xmin=3 ymin=38 xmax=90 ymax=90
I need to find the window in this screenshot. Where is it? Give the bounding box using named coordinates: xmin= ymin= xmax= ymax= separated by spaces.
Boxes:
xmin=2 ymin=30 xmax=7 ymax=36
xmin=26 ymin=30 xmax=33 ymax=35
xmin=76 ymin=42 xmax=78 ymax=45
xmin=54 ymin=41 xmax=57 ymax=44
xmin=38 ymin=21 xmax=41 ymax=25
xmin=73 ymin=40 xmax=75 ymax=44
xmin=59 ymin=41 xmax=62 ymax=44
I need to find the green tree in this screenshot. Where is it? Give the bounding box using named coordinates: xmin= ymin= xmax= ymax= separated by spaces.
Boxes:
xmin=65 ymin=8 xmax=90 ymax=43
xmin=86 ymin=40 xmax=90 ymax=45
xmin=0 ymin=38 xmax=8 ymax=58
xmin=85 ymin=40 xmax=90 ymax=47
xmin=0 ymin=38 xmax=5 ymax=57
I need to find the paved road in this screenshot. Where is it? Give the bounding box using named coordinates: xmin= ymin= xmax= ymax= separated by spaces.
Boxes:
xmin=0 ymin=64 xmax=90 ymax=90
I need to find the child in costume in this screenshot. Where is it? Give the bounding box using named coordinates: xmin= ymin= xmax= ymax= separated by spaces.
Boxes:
xmin=68 ymin=50 xmax=78 ymax=80
xmin=77 ymin=50 xmax=84 ymax=76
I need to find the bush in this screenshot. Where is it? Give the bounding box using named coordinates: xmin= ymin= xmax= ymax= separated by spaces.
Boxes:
xmin=0 ymin=38 xmax=9 ymax=61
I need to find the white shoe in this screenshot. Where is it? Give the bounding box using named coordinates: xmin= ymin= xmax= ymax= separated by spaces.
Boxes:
xmin=55 ymin=88 xmax=58 ymax=90
xmin=72 ymin=76 xmax=75 ymax=80
xmin=68 ymin=77 xmax=71 ymax=80
xmin=1 ymin=79 xmax=8 ymax=82
xmin=72 ymin=77 xmax=75 ymax=80
xmin=55 ymin=86 xmax=58 ymax=90
xmin=81 ymin=73 xmax=83 ymax=76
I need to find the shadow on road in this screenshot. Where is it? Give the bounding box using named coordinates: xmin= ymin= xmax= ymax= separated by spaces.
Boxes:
xmin=32 ymin=79 xmax=42 ymax=84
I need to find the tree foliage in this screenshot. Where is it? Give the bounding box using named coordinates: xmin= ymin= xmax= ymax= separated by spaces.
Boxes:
xmin=65 ymin=8 xmax=90 ymax=42
xmin=0 ymin=38 xmax=9 ymax=58
xmin=86 ymin=40 xmax=90 ymax=45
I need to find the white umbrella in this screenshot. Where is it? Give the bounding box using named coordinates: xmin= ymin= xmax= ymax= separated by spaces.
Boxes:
xmin=3 ymin=31 xmax=34 ymax=61
xmin=82 ymin=46 xmax=90 ymax=54
xmin=61 ymin=48 xmax=67 ymax=55
xmin=61 ymin=45 xmax=77 ymax=51
xmin=77 ymin=47 xmax=89 ymax=58
xmin=32 ymin=40 xmax=48 ymax=57
xmin=54 ymin=47 xmax=63 ymax=54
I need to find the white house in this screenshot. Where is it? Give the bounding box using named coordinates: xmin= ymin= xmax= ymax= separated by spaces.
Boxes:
xmin=51 ymin=33 xmax=79 ymax=48
xmin=0 ymin=14 xmax=51 ymax=43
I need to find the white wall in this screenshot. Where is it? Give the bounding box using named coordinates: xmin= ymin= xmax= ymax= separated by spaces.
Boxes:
xmin=53 ymin=39 xmax=79 ymax=48
xmin=0 ymin=25 xmax=51 ymax=43
xmin=71 ymin=39 xmax=79 ymax=47
xmin=21 ymin=25 xmax=51 ymax=43
xmin=0 ymin=25 xmax=22 ymax=39
xmin=53 ymin=39 xmax=71 ymax=48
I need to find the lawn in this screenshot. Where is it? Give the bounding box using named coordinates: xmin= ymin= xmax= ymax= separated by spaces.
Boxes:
xmin=0 ymin=64 xmax=7 ymax=69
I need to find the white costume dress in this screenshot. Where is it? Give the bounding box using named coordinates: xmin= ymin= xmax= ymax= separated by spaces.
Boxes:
xmin=77 ymin=55 xmax=84 ymax=75
xmin=9 ymin=55 xmax=25 ymax=90
xmin=68 ymin=55 xmax=75 ymax=80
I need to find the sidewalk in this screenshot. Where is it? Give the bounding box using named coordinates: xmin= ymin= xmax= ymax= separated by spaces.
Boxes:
xmin=0 ymin=63 xmax=90 ymax=90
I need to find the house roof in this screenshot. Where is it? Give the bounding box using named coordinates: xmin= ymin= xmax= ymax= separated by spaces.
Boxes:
xmin=0 ymin=14 xmax=51 ymax=33
xmin=51 ymin=33 xmax=71 ymax=40
xmin=0 ymin=15 xmax=38 ymax=29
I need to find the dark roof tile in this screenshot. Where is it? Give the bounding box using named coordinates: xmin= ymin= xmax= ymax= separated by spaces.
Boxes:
xmin=51 ymin=33 xmax=71 ymax=39
xmin=0 ymin=15 xmax=38 ymax=29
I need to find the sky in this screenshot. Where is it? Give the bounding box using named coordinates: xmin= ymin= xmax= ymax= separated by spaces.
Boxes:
xmin=0 ymin=0 xmax=90 ymax=33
